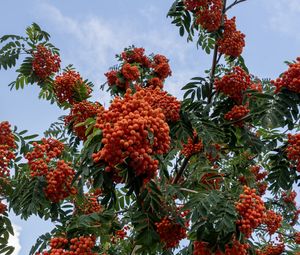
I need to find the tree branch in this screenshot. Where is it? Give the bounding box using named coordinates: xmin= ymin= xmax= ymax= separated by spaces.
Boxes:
xmin=208 ymin=0 xmax=227 ymax=104
xmin=172 ymin=155 xmax=191 ymax=184
xmin=225 ymin=0 xmax=247 ymax=12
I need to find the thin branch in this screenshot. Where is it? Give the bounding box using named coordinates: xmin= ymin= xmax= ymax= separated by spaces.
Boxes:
xmin=225 ymin=0 xmax=247 ymax=12
xmin=208 ymin=0 xmax=227 ymax=104
xmin=172 ymin=156 xmax=191 ymax=184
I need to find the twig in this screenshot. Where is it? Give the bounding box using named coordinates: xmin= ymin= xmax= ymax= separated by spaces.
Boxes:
xmin=172 ymin=156 xmax=191 ymax=184
xmin=208 ymin=0 xmax=227 ymax=103
xmin=225 ymin=0 xmax=247 ymax=12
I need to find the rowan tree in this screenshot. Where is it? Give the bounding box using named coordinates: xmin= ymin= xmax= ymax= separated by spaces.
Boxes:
xmin=0 ymin=1 xmax=300 ymax=254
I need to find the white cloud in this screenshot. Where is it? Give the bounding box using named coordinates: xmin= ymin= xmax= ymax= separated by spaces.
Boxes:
xmin=267 ymin=0 xmax=300 ymax=37
xmin=8 ymin=224 xmax=21 ymax=255
xmin=35 ymin=2 xmax=198 ymax=103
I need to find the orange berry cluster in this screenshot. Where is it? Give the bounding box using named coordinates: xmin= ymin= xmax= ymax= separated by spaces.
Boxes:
xmin=155 ymin=217 xmax=187 ymax=249
xmin=54 ymin=70 xmax=92 ymax=105
xmin=250 ymin=165 xmax=268 ymax=195
xmin=32 ymin=44 xmax=61 ymax=80
xmin=193 ymin=238 xmax=249 ymax=255
xmin=152 ymin=54 xmax=172 ymax=80
xmin=263 ymin=210 xmax=282 ymax=235
xmin=139 ymin=87 xmax=181 ymax=122
xmin=224 ymin=104 xmax=250 ymax=127
xmin=181 ymin=131 xmax=203 ymax=158
xmin=76 ymin=191 xmax=102 ymax=215
xmin=36 ymin=236 xmax=97 ymax=255
xmin=195 ymin=0 xmax=223 ymax=32
xmin=250 ymin=82 xmax=263 ymax=93
xmin=256 ymin=243 xmax=285 ymax=255
xmin=215 ymin=66 xmax=251 ymax=103
xmin=286 ymin=133 xmax=300 ymax=172
xmin=235 ymin=186 xmax=266 ymax=238
xmin=121 ymin=63 xmax=140 ymax=81
xmin=64 ymin=101 xmax=103 ymax=140
xmin=0 ymin=201 xmax=7 ymax=214
xmin=217 ymin=16 xmax=245 ymax=57
xmin=271 ymin=57 xmax=300 ymax=93
xmin=184 ymin=0 xmax=205 ymax=11
xmin=26 ymin=138 xmax=76 ymax=203
xmin=93 ymin=88 xmax=170 ymax=182
xmin=282 ymin=190 xmax=297 ymax=205
xmin=0 ymin=121 xmax=16 ymax=178
xmin=121 ymin=47 xmax=151 ymax=68
xmin=105 ymin=48 xmax=171 ymax=90
xmin=25 ymin=138 xmax=64 ymax=177
xmin=44 ymin=160 xmax=76 ymax=203
xmin=294 ymin=232 xmax=300 ymax=244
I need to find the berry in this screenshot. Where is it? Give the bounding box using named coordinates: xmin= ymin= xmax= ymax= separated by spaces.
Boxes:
xmin=196 ymin=0 xmax=223 ymax=32
xmin=235 ymin=186 xmax=266 ymax=238
xmin=263 ymin=210 xmax=282 ymax=235
xmin=32 ymin=44 xmax=60 ymax=79
xmin=0 ymin=121 xmax=16 ymax=178
xmin=152 ymin=54 xmax=172 ymax=80
xmin=215 ymin=66 xmax=251 ymax=103
xmin=54 ymin=70 xmax=92 ymax=105
xmin=121 ymin=63 xmax=140 ymax=81
xmin=224 ymin=104 xmax=250 ymax=127
xmin=217 ymin=16 xmax=245 ymax=57
xmin=271 ymin=57 xmax=300 ymax=93
xmin=181 ymin=131 xmax=203 ymax=157
xmin=286 ymin=133 xmax=300 ymax=172
xmin=0 ymin=201 xmax=7 ymax=215
xmin=64 ymin=101 xmax=103 ymax=140
xmin=155 ymin=217 xmax=186 ymax=249
xmin=93 ymin=88 xmax=171 ymax=182
xmin=121 ymin=47 xmax=151 ymax=67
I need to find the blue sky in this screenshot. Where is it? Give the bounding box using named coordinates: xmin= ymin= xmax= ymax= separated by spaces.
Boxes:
xmin=1 ymin=0 xmax=300 ymax=254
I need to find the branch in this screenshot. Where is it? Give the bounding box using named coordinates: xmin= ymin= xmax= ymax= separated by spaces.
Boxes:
xmin=225 ymin=0 xmax=247 ymax=12
xmin=172 ymin=155 xmax=191 ymax=184
xmin=208 ymin=0 xmax=227 ymax=103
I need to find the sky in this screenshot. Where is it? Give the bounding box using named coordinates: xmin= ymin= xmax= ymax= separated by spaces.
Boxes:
xmin=1 ymin=0 xmax=300 ymax=254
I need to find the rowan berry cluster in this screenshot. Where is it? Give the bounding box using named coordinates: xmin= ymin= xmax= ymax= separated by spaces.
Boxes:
xmin=75 ymin=191 xmax=102 ymax=215
xmin=0 ymin=121 xmax=16 ymax=178
xmin=121 ymin=47 xmax=151 ymax=68
xmin=93 ymin=88 xmax=170 ymax=182
xmin=64 ymin=101 xmax=103 ymax=140
xmin=181 ymin=131 xmax=203 ymax=158
xmin=26 ymin=138 xmax=64 ymax=177
xmin=195 ymin=0 xmax=223 ymax=32
xmin=26 ymin=138 xmax=76 ymax=203
xmin=184 ymin=0 xmax=204 ymax=11
xmin=294 ymin=232 xmax=300 ymax=244
xmin=224 ymin=104 xmax=250 ymax=127
xmin=36 ymin=235 xmax=97 ymax=255
xmin=271 ymin=57 xmax=300 ymax=93
xmin=286 ymin=133 xmax=300 ymax=171
xmin=250 ymin=165 xmax=268 ymax=195
xmin=193 ymin=238 xmax=249 ymax=255
xmin=0 ymin=201 xmax=7 ymax=214
xmin=217 ymin=16 xmax=245 ymax=57
xmin=215 ymin=66 xmax=251 ymax=103
xmin=32 ymin=44 xmax=61 ymax=80
xmin=44 ymin=160 xmax=76 ymax=203
xmin=53 ymin=70 xmax=92 ymax=105
xmin=105 ymin=47 xmax=171 ymax=90
xmin=263 ymin=210 xmax=282 ymax=235
xmin=235 ymin=186 xmax=266 ymax=237
xmin=256 ymin=243 xmax=285 ymax=255
xmin=155 ymin=217 xmax=187 ymax=249
xmin=140 ymin=87 xmax=181 ymax=122
xmin=200 ymin=171 xmax=221 ymax=190
xmin=282 ymin=190 xmax=297 ymax=205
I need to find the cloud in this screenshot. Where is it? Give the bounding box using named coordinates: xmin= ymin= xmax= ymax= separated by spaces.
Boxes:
xmin=35 ymin=2 xmax=198 ymax=103
xmin=8 ymin=224 xmax=22 ymax=255
xmin=267 ymin=0 xmax=300 ymax=37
